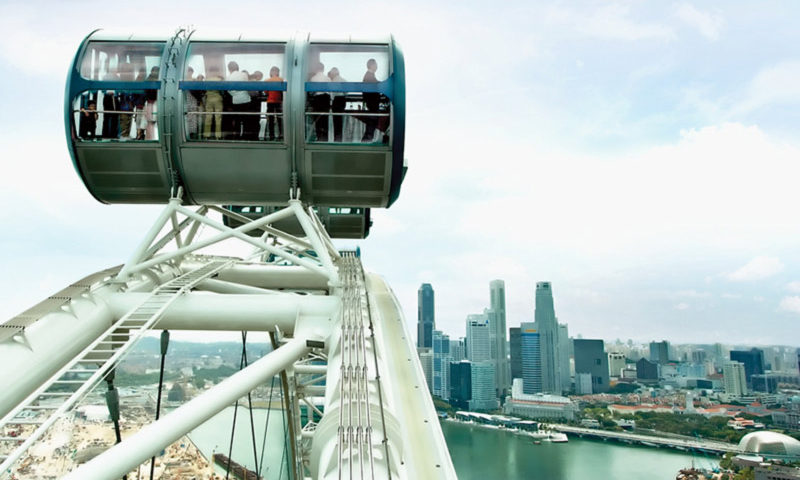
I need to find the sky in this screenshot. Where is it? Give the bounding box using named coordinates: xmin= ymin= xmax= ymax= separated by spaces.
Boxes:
xmin=1 ymin=1 xmax=800 ymax=346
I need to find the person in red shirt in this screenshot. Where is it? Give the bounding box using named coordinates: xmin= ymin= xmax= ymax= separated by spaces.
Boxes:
xmin=266 ymin=66 xmax=284 ymax=141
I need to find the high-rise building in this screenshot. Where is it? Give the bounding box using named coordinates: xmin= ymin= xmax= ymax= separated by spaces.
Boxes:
xmin=417 ymin=283 xmax=434 ymax=349
xmin=432 ymin=330 xmax=451 ymax=400
xmin=509 ymin=327 xmax=522 ymax=380
xmin=649 ymin=341 xmax=670 ymax=365
xmin=417 ymin=347 xmax=433 ymax=392
xmin=573 ymin=339 xmax=609 ymax=394
xmin=466 ymin=314 xmax=491 ymax=363
xmin=636 ymin=358 xmax=659 ymax=381
xmin=534 ymin=282 xmax=564 ymax=394
xmin=558 ymin=323 xmax=571 ymax=391
xmin=469 ymin=362 xmax=499 ymax=411
xmin=489 ymin=280 xmax=510 ymax=397
xmin=730 ymin=348 xmax=764 ymax=387
xmin=449 ymin=361 xmax=472 ymax=409
xmin=450 ymin=338 xmax=466 ymax=362
xmin=691 ymin=350 xmax=707 ymax=365
xmin=723 ymin=361 xmax=747 ymax=397
xmin=520 ymin=322 xmax=542 ymax=394
xmin=608 ymin=352 xmax=626 ymax=378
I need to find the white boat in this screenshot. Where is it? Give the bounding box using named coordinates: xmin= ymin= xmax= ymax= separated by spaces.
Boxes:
xmin=547 ymin=433 xmax=569 ymax=443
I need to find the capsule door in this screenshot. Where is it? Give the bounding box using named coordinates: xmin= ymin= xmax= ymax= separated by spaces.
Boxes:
xmin=174 ymin=41 xmax=294 ymax=205
xmin=66 ymin=39 xmax=173 ymax=203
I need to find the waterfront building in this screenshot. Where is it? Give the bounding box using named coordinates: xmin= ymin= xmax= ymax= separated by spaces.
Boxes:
xmin=449 ymin=361 xmax=472 ymax=410
xmin=432 ymin=330 xmax=451 ymax=400
xmin=418 ymin=347 xmax=433 ymax=393
xmin=573 ymin=339 xmax=609 ymax=393
xmin=520 ymin=322 xmax=542 ymax=394
xmin=649 ymin=340 xmax=670 ymax=365
xmin=509 ymin=327 xmax=522 ymax=381
xmin=489 ymin=280 xmax=510 ymax=397
xmin=417 ymin=283 xmax=435 ymax=348
xmin=608 ymin=352 xmax=626 ymax=378
xmin=470 ymin=362 xmax=499 ymax=411
xmin=534 ymin=282 xmax=564 ymax=394
xmin=723 ymin=361 xmax=748 ymax=397
xmin=636 ymin=358 xmax=659 ymax=381
xmin=503 ymin=379 xmax=577 ymax=420
xmin=731 ymin=348 xmax=765 ymax=388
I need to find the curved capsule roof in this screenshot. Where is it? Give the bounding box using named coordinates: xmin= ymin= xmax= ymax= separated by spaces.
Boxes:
xmin=65 ymin=29 xmax=406 ymax=208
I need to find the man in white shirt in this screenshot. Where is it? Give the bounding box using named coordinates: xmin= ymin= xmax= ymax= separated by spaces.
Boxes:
xmin=227 ymin=61 xmax=250 ymax=139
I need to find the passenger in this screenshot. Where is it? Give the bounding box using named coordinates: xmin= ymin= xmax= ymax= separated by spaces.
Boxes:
xmin=266 ymin=66 xmax=284 ymax=141
xmin=101 ymin=67 xmax=119 ymax=139
xmin=244 ymin=70 xmax=264 ymax=140
xmin=79 ymin=101 xmax=98 ymax=140
xmin=118 ymin=62 xmax=135 ymax=139
xmin=227 ymin=61 xmax=250 ymax=140
xmin=361 ymin=58 xmax=379 ymax=143
xmin=184 ymin=68 xmax=201 ymax=139
xmin=133 ymin=69 xmax=147 ymax=139
xmin=328 ymin=67 xmax=347 ymax=142
xmin=144 ymin=67 xmax=160 ymax=140
xmin=309 ymin=62 xmax=330 ymax=142
xmin=203 ymin=67 xmax=224 ymax=140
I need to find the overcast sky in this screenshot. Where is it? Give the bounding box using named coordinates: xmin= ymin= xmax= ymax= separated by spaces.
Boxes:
xmin=1 ymin=1 xmax=800 ymax=346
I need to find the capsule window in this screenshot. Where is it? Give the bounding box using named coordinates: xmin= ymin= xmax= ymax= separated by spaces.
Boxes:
xmin=182 ymin=43 xmax=286 ymax=142
xmin=80 ymin=42 xmax=164 ymax=81
xmin=71 ymin=90 xmax=159 ymax=141
xmin=305 ymin=44 xmax=391 ymax=144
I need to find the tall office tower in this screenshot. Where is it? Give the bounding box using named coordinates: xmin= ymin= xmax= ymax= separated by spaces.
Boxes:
xmin=489 ymin=280 xmax=510 ymax=397
xmin=796 ymin=348 xmax=800 ymax=374
xmin=608 ymin=352 xmax=626 ymax=378
xmin=469 ymin=362 xmax=499 ymax=411
xmin=449 ymin=361 xmax=472 ymax=409
xmin=573 ymin=339 xmax=609 ymax=393
xmin=417 ymin=347 xmax=433 ymax=393
xmin=466 ymin=314 xmax=492 ymax=363
xmin=520 ymin=322 xmax=542 ymax=394
xmin=649 ymin=341 xmax=670 ymax=365
xmin=534 ymin=282 xmax=563 ymax=394
xmin=558 ymin=323 xmax=571 ymax=390
xmin=432 ymin=330 xmax=451 ymax=400
xmin=417 ymin=283 xmax=434 ymax=348
xmin=730 ymin=348 xmax=765 ymax=387
xmin=450 ymin=338 xmax=466 ymax=362
xmin=691 ymin=350 xmax=707 ymax=365
xmin=509 ymin=327 xmax=522 ymax=380
xmin=723 ymin=361 xmax=747 ymax=397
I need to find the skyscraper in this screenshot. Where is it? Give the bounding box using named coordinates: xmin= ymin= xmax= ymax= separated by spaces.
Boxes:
xmin=730 ymin=348 xmax=764 ymax=387
xmin=432 ymin=330 xmax=451 ymax=400
xmin=417 ymin=283 xmax=434 ymax=349
xmin=466 ymin=314 xmax=491 ymax=363
xmin=520 ymin=322 xmax=542 ymax=394
xmin=573 ymin=339 xmax=609 ymax=394
xmin=489 ymin=280 xmax=510 ymax=397
xmin=534 ymin=282 xmax=564 ymax=394
xmin=558 ymin=323 xmax=571 ymax=391
xmin=723 ymin=361 xmax=747 ymax=397
xmin=649 ymin=341 xmax=670 ymax=365
xmin=509 ymin=327 xmax=522 ymax=380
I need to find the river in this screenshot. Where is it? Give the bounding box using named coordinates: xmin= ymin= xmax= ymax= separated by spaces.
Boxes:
xmin=187 ymin=407 xmax=719 ymax=479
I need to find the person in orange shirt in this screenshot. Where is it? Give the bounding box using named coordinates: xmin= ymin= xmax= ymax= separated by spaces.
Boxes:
xmin=266 ymin=66 xmax=284 ymax=141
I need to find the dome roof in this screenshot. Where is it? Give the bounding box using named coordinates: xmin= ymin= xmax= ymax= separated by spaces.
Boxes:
xmin=738 ymin=431 xmax=800 ymax=458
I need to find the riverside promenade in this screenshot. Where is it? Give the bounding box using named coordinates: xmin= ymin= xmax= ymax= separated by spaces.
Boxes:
xmin=551 ymin=424 xmax=740 ymax=455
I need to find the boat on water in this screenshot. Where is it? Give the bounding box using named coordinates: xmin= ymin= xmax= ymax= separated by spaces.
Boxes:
xmin=548 ymin=433 xmax=569 ymax=443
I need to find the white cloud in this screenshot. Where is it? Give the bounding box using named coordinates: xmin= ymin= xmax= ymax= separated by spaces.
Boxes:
xmin=785 ymin=281 xmax=800 ymax=293
xmin=544 ymin=3 xmax=675 ymax=42
xmin=675 ymin=4 xmax=724 ymax=41
xmin=721 ymin=293 xmax=740 ymax=299
xmin=726 ymin=256 xmax=784 ymax=282
xmin=675 ymin=290 xmax=711 ymax=298
xmin=675 ymin=302 xmax=690 ymax=310
xmin=779 ymin=296 xmax=800 ymax=314
xmin=734 ymin=61 xmax=800 ymax=115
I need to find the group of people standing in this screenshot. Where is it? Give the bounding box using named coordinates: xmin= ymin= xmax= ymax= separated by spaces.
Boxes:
xmin=185 ymin=61 xmax=284 ymax=141
xmin=308 ymin=58 xmax=384 ymax=143
xmin=78 ymin=64 xmax=160 ymax=141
